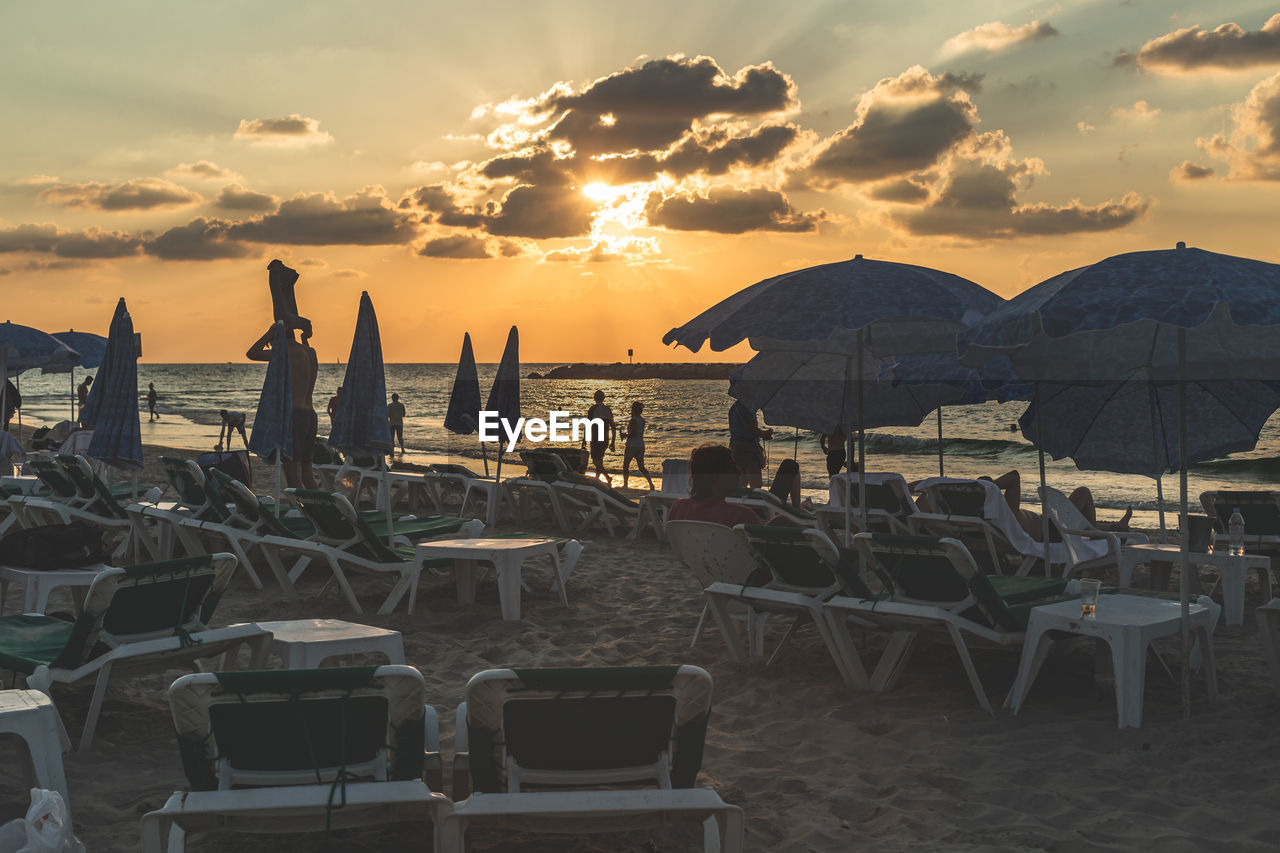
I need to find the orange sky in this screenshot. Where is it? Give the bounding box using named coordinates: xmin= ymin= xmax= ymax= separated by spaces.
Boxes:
xmin=3 ymin=4 xmax=1279 ymax=363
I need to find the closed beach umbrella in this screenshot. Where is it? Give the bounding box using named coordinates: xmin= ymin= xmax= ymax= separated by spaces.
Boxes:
xmin=486 ymin=326 xmax=520 ymax=481
xmin=51 ymin=330 xmax=108 ymax=420
xmin=667 ymin=255 xmax=1002 ymax=536
xmin=248 ymin=321 xmax=293 ymax=510
xmin=329 ymin=292 xmax=393 ymax=542
xmin=81 ymin=298 xmax=143 ymax=471
xmin=959 ymin=243 xmax=1280 ymax=717
xmin=444 ymin=332 xmax=486 ymax=474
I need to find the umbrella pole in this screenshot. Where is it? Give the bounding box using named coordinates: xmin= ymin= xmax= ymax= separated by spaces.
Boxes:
xmin=857 ymin=331 xmax=867 ymax=538
xmin=937 ymin=408 xmax=944 ymax=478
xmin=71 ymin=370 xmax=77 ymax=422
xmin=842 ymin=354 xmax=853 ymax=546
xmin=1149 ymin=379 xmax=1168 ymax=544
xmin=481 ymin=442 xmax=490 ymax=477
xmin=1035 ymin=382 xmax=1051 ymax=575
xmin=274 ymin=455 xmax=281 ymax=518
xmin=1156 ymin=477 xmax=1167 ymax=544
xmin=0 ymin=350 xmax=7 ymax=436
xmin=1178 ymin=329 xmax=1191 ymax=720
xmin=14 ymin=375 xmax=19 ymax=432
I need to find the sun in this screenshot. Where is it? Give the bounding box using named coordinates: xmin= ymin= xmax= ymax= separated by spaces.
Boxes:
xmin=582 ymin=182 xmax=623 ymax=202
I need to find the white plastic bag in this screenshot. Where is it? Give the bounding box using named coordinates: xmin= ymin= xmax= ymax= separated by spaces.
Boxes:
xmin=0 ymin=789 xmax=84 ymax=853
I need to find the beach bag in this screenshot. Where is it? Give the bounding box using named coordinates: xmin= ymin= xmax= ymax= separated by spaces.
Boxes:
xmin=197 ymin=449 xmax=251 ymax=485
xmin=0 ymin=523 xmax=105 ymax=570
xmin=0 ymin=788 xmax=84 ymax=853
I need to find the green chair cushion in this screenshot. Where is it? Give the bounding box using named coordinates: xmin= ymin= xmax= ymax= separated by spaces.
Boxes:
xmin=0 ymin=615 xmax=76 ymax=674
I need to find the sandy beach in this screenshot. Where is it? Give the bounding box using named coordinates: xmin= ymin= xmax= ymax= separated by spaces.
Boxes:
xmin=2 ymin=437 xmax=1278 ymax=852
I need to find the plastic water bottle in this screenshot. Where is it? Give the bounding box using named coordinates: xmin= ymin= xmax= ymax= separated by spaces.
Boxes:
xmin=1228 ymin=508 xmax=1245 ymax=556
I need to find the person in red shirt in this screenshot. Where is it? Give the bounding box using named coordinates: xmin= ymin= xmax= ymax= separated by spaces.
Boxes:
xmin=667 ymin=444 xmax=761 ymax=528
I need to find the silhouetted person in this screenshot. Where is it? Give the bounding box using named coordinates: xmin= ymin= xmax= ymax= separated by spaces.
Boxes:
xmin=2 ymin=379 xmax=19 ymax=433
xmin=667 ymin=444 xmax=761 ymax=528
xmin=219 ymin=409 xmax=248 ymax=449
xmin=77 ymin=375 xmax=93 ymax=422
xmin=248 ymin=325 xmax=319 ymax=489
xmin=267 ymin=259 xmax=312 ymax=337
xmin=147 ymin=382 xmax=160 ymax=421
xmin=388 ymin=392 xmax=406 ymax=453
xmin=728 ymin=400 xmax=771 ymax=488
xmin=769 ymin=458 xmax=802 ymax=509
xmin=820 ymin=428 xmax=847 ymax=476
xmin=328 ymin=387 xmax=342 ymax=422
xmin=622 ymin=400 xmax=654 ymax=490
xmin=586 ymin=390 xmax=616 ymax=484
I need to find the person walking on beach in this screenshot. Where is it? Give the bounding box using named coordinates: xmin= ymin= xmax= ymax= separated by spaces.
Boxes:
xmin=388 ymin=392 xmax=406 ymax=454
xmin=248 ymin=324 xmax=319 ymax=489
xmin=219 ymin=409 xmax=248 ymax=450
xmin=77 ymin=375 xmax=93 ymax=420
xmin=621 ymin=400 xmax=654 ymax=490
xmin=147 ymin=382 xmax=160 ymax=421
xmin=728 ymin=399 xmax=772 ymax=489
xmin=586 ymin=390 xmax=616 ymax=483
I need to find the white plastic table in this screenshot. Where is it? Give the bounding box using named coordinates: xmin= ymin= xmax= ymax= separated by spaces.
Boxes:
xmin=256 ymin=619 xmax=405 ymax=669
xmin=0 ymin=690 xmax=71 ymax=808
xmin=1006 ymin=594 xmax=1218 ymax=729
xmin=1119 ymin=543 xmax=1272 ymax=626
xmin=0 ymin=564 xmax=107 ymax=615
xmin=414 ymin=537 xmax=579 ymax=620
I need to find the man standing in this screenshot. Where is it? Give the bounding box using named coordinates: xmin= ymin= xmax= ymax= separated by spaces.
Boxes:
xmin=388 ymin=392 xmax=406 ymax=453
xmin=77 ymin=375 xmax=93 ymax=421
xmin=147 ymin=382 xmax=160 ymax=421
xmin=728 ymin=399 xmax=772 ymax=489
xmin=247 ymin=325 xmax=319 ymax=489
xmin=586 ymin=389 xmax=616 ymax=483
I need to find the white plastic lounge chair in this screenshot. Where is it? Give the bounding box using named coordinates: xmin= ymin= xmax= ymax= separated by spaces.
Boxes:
xmin=446 ymin=665 xmax=743 ymax=852
xmin=0 ymin=553 xmax=272 ymax=748
xmin=818 ymin=472 xmax=919 ymax=540
xmin=822 ymin=533 xmax=1076 ymax=711
xmin=140 ymin=665 xmax=450 ymax=852
xmin=502 ymin=451 xmax=573 ymax=531
xmin=1039 ymin=486 xmax=1145 ymax=579
xmin=665 ymin=520 xmax=768 ymax=654
xmin=629 ymin=458 xmax=691 ymax=541
xmin=726 ymin=488 xmax=818 ymax=527
xmin=551 ymin=472 xmax=641 ymax=537
xmin=699 ymin=524 xmax=880 ymax=686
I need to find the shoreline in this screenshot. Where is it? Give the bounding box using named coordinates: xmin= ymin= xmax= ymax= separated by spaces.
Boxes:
xmin=528 ymin=363 xmax=740 ymax=380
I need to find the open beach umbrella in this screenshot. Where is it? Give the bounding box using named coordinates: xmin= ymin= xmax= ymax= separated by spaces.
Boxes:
xmin=0 ymin=322 xmax=80 ymax=430
xmin=247 ymin=321 xmax=293 ymax=511
xmin=329 ymin=292 xmax=394 ymax=540
xmin=81 ymin=298 xmax=143 ymax=471
xmin=50 ymin=330 xmax=108 ymax=421
xmin=958 ymin=242 xmax=1280 ymax=717
xmin=485 ymin=326 xmax=520 ymax=482
xmin=444 ymin=332 xmax=485 ymax=474
xmin=667 ymin=254 xmax=1003 ymax=537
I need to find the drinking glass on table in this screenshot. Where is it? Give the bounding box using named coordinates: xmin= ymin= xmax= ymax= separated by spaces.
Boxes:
xmin=1080 ymin=579 xmax=1102 ymax=618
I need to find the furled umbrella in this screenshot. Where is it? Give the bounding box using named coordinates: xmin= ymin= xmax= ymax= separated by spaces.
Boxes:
xmin=666 ymin=254 xmax=1003 ymax=536
xmin=50 ymin=330 xmax=108 ymax=421
xmin=444 ymin=332 xmax=485 ymax=474
xmin=247 ymin=321 xmax=293 ymax=513
xmin=485 ymin=326 xmax=520 ymax=482
xmin=81 ymin=298 xmax=143 ymax=472
xmin=329 ymin=292 xmax=394 ymax=541
xmin=958 ymin=242 xmax=1280 ymax=718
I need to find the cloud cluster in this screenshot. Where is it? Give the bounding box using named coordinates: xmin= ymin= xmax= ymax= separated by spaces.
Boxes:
xmin=1170 ymin=160 xmax=1215 ymax=181
xmin=1138 ymin=14 xmax=1280 ymax=72
xmin=165 ymin=161 xmax=240 ymax=181
xmin=227 ymin=187 xmax=417 ymax=245
xmin=234 ymin=114 xmax=334 ymax=146
xmin=39 ymin=178 xmax=202 ymax=211
xmin=0 ymin=223 xmax=144 ymax=258
xmin=1197 ymin=71 xmax=1280 ymax=180
xmin=214 ymin=184 xmax=278 ymax=212
xmin=644 ymin=187 xmax=823 ymax=233
xmin=941 ymin=20 xmax=1059 ymax=57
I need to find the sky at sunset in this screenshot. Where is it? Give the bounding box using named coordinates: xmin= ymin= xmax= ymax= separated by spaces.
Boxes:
xmin=3 ymin=1 xmax=1280 ymax=363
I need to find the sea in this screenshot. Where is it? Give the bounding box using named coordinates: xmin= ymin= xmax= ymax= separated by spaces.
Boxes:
xmin=14 ymin=363 xmax=1280 ymax=529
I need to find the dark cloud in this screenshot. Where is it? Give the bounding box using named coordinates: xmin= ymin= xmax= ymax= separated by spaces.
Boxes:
xmin=479 ymin=149 xmax=575 ymax=186
xmin=942 ymin=20 xmax=1058 ymax=56
xmin=402 ymin=185 xmax=484 ymax=228
xmin=579 ymin=153 xmax=663 ymax=184
xmin=893 ymin=161 xmax=1149 ymax=237
xmin=867 ymin=177 xmax=932 ymax=203
xmin=1170 ymin=160 xmax=1215 ymax=180
xmin=144 ymin=218 xmax=255 ymax=260
xmin=214 ymin=184 xmax=278 ymax=212
xmin=39 ymin=178 xmax=202 ymax=211
xmin=483 ymin=184 xmax=596 ymax=238
xmin=644 ymin=187 xmax=823 ymax=233
xmin=166 ymin=160 xmax=238 ymax=180
xmin=1113 ymin=50 xmax=1137 ymax=67
xmin=1139 ymin=14 xmax=1280 ymax=71
xmin=530 ymin=56 xmax=796 ymax=156
xmin=660 ymin=124 xmax=799 ymax=177
xmin=419 ymin=234 xmax=492 ymax=259
xmin=1197 ymin=71 xmax=1280 ymax=179
xmin=804 ymin=67 xmax=979 ymax=186
xmin=234 ymin=114 xmax=333 ymax=145
xmin=0 ymin=223 xmax=143 ymax=258
xmin=228 ymin=188 xmax=419 ymax=245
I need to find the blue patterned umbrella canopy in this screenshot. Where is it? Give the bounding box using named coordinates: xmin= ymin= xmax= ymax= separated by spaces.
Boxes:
xmin=1018 ymin=377 xmax=1280 ymax=478
xmin=329 ymin=291 xmax=392 ymax=457
xmin=50 ymin=331 xmax=107 ymax=370
xmin=885 ymin=352 xmax=1028 ymax=404
xmin=444 ymin=333 xmax=482 ymax=435
xmin=664 ymin=255 xmax=1002 ymax=356
xmin=248 ymin=321 xmax=293 ymax=463
xmin=82 ymin=298 xmax=142 ymax=470
xmin=0 ymin=322 xmax=79 ymax=375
